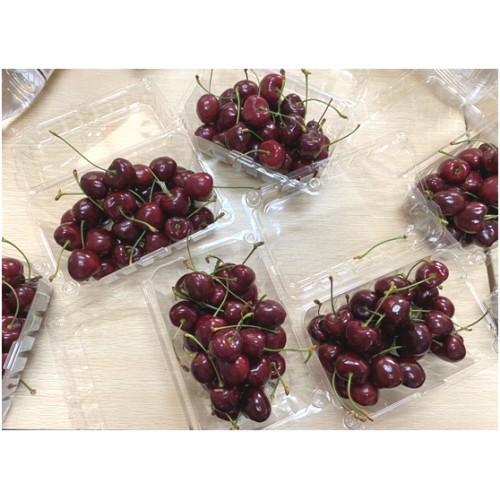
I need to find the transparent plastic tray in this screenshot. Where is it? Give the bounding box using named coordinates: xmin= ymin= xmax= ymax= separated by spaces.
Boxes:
xmin=12 ymin=79 xmax=235 ymax=295
xmin=177 ymin=69 xmax=358 ymax=195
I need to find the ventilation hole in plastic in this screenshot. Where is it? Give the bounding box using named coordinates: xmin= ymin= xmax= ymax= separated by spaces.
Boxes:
xmin=343 ymin=413 xmax=363 ymax=430
xmin=245 ymin=190 xmax=262 ymax=208
xmin=31 ymin=261 xmax=46 ymax=273
xmin=62 ymin=280 xmax=80 ymax=296
xmin=308 ymin=177 xmax=322 ymax=192
xmin=395 ymin=132 xmax=409 ymax=148
xmin=312 ymin=389 xmax=328 ymax=408
xmin=244 ymin=232 xmax=257 ymax=245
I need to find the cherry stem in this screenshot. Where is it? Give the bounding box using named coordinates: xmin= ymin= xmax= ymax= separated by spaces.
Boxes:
xmin=2 ymin=238 xmax=33 ymax=285
xmin=328 ymin=276 xmax=339 ymax=318
xmin=118 ymin=207 xmax=158 ymax=233
xmin=270 ymin=362 xmax=289 ymax=397
xmin=485 ymin=215 xmax=498 ymax=220
xmin=296 ymin=98 xmax=347 ymax=120
xmin=49 ymin=239 xmax=70 ymax=282
xmin=450 ymin=139 xmax=497 ymax=152
xmin=2 ymin=280 xmax=20 ymax=328
xmin=406 ymin=258 xmax=431 ymax=279
xmin=229 ymin=149 xmax=270 ymax=166
xmin=275 ymin=76 xmax=287 ymax=126
xmin=433 ymin=339 xmax=443 ymax=347
xmin=183 ymin=345 xmax=196 ymax=358
xmin=465 ymin=191 xmax=480 ymax=200
xmin=80 ymin=220 xmax=86 ymax=249
xmin=354 ymin=235 xmax=407 ymax=260
xmin=214 ymin=287 xmax=229 ymax=317
xmin=323 ymin=124 xmax=361 ymax=150
xmin=363 ymin=307 xmax=385 ymax=318
xmin=72 ymin=170 xmax=104 ymax=211
xmin=316 ymin=99 xmax=332 ymax=128
xmin=439 ymin=150 xmax=465 ymax=175
xmin=187 ymin=197 xmax=216 ymax=219
xmin=439 ymin=218 xmax=449 ymax=225
xmin=374 ymin=313 xmax=386 ymax=329
xmin=388 ymin=275 xmax=437 ymax=294
xmin=249 ymin=69 xmax=261 ymax=95
xmin=172 ymin=287 xmax=219 ymax=311
xmin=129 ymin=231 xmax=146 ymax=266
xmin=55 ymin=190 xmax=82 ymax=200
xmin=264 ymin=345 xmax=317 ymax=364
xmin=331 ymin=372 xmax=365 ymax=422
xmin=149 ymin=170 xmax=172 ymax=197
xmin=241 ymin=128 xmax=263 ymax=141
xmin=301 ymin=69 xmax=311 ymax=120
xmin=450 ymin=308 xmax=491 ymax=335
xmin=195 ymin=75 xmax=225 ymax=100
xmin=212 ymin=277 xmax=247 ymax=303
xmin=364 ymin=284 xmax=396 ymax=327
xmin=263 ymin=108 xmax=307 ymax=132
xmin=149 ymin=180 xmax=156 ymax=203
xmin=242 ymin=241 xmax=264 ymax=265
xmin=20 ymin=379 xmax=36 ymax=395
xmin=412 ymin=309 xmax=430 ymax=313
xmin=212 ymin=324 xmax=278 ymax=334
xmin=374 ymin=346 xmax=403 ymax=357
xmin=235 ymin=87 xmax=241 ymax=123
xmin=184 ymin=334 xmax=223 ymax=387
xmin=313 ymin=299 xmax=323 ymax=317
xmin=172 ymin=320 xmax=190 ymax=372
xmin=208 ymin=69 xmax=213 ymax=93
xmin=128 ymin=189 xmax=146 ymax=204
xmin=214 ymin=140 xmax=227 ymax=149
xmin=49 ymin=131 xmax=112 ymax=173
xmin=348 ymin=373 xmax=373 ymax=421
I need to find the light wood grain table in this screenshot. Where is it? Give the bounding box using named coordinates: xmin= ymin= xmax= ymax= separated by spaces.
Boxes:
xmin=2 ymin=70 xmax=498 ymax=430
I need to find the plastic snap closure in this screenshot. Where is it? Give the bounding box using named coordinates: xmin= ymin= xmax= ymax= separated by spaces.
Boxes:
xmin=62 ymin=280 xmax=80 ymax=296
xmin=245 ymin=190 xmax=262 ymax=208
xmin=312 ymin=389 xmax=328 ymax=408
xmin=244 ymin=232 xmax=257 ymax=245
xmin=308 ymin=177 xmax=322 ymax=192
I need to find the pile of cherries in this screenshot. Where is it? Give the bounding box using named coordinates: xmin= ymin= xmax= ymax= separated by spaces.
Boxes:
xmin=307 ymin=257 xmax=488 ymax=423
xmin=2 ymin=239 xmax=39 ymax=394
xmin=49 ymin=131 xmax=225 ymax=283
xmin=168 ymin=241 xmax=315 ymax=429
xmin=194 ymin=69 xmax=358 ymax=176
xmin=420 ymin=140 xmax=498 ymax=248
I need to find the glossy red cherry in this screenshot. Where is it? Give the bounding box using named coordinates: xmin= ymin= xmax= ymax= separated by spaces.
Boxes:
xmin=71 ymin=198 xmax=102 ymax=229
xmin=324 ymin=310 xmax=354 ymax=342
xmin=67 ymin=249 xmax=101 ymax=281
xmin=425 ymin=310 xmax=454 ymax=337
xmin=54 ymin=223 xmax=83 ymax=251
xmin=93 ymin=258 xmax=118 ymax=280
xmin=431 ymin=334 xmax=466 ymax=362
xmin=159 ymin=188 xmax=190 ymax=218
xmin=223 ymin=301 xmax=246 ymax=325
xmin=210 ymin=384 xmax=240 ymax=413
xmin=8 ymin=284 xmax=36 ymax=316
xmin=242 ymin=95 xmax=270 ymax=128
xmin=345 ymin=321 xmax=382 ymax=355
xmin=473 ymin=220 xmax=498 ymax=248
xmin=111 ymin=219 xmax=143 ymax=243
xmin=206 ymin=283 xmax=226 ymax=309
xmin=238 ymin=283 xmax=258 ymax=303
xmin=257 ymin=140 xmax=286 ymax=170
xmin=399 ymin=322 xmax=432 ymax=356
xmin=317 ymin=341 xmax=344 ymax=373
xmin=169 ymin=301 xmax=200 ymax=332
xmin=227 ymin=265 xmax=255 ymax=295
xmin=257 ymin=121 xmax=279 ymax=141
xmin=233 ymin=80 xmax=258 ymax=104
xmin=245 ymin=354 xmax=272 ymax=387
xmin=437 ymin=157 xmax=470 ymax=183
xmin=280 ymin=93 xmax=305 ymax=117
xmin=400 ymin=359 xmax=426 ymax=388
xmin=149 ymin=156 xmax=177 ymax=182
xmin=190 ymin=207 xmax=215 ymax=232
xmin=264 ymin=326 xmax=287 ymax=351
xmin=240 ymin=328 xmax=266 ymax=357
xmin=133 ymin=202 xmax=165 ymax=231
xmin=458 ymin=148 xmax=483 ymax=170
xmin=240 ymin=387 xmax=271 ymax=422
xmin=335 ymin=352 xmax=370 ymax=385
xmin=413 ymin=285 xmax=439 ymax=307
xmin=260 ymin=73 xmax=284 ymax=104
xmin=195 ymin=123 xmax=220 ymax=141
xmin=219 ymin=88 xmax=237 ymax=108
xmin=225 ymin=122 xmax=251 ymax=153
xmin=374 ymin=276 xmax=414 ymax=302
xmin=350 ymin=289 xmax=378 ymax=321
xmin=478 ymin=175 xmax=498 ymax=206
xmin=130 ymin=164 xmax=153 ymax=189
xmin=351 ymin=381 xmax=379 ymax=406
xmin=371 ymin=355 xmax=403 ymax=389
xmin=103 ymin=191 xmax=137 ymax=221
xmin=254 ymin=300 xmax=286 ymax=329
xmin=60 ymin=209 xmax=76 ymax=224
xmin=415 ymin=261 xmax=449 ymax=289
xmin=424 ymin=296 xmax=455 ymax=317
xmin=104 ymin=158 xmax=136 ymax=190
xmin=267 ymin=352 xmax=286 ymax=380
xmin=195 ymin=314 xmax=227 ymax=349
xmin=460 ymin=171 xmax=483 ymax=193
xmin=191 ymin=352 xmax=216 ymax=384
xmin=184 ymin=173 xmax=214 ymax=202
xmin=111 ymin=243 xmax=143 ymax=268
xmin=376 ymin=295 xmax=410 ymax=327
xmin=2 ymin=315 xmax=24 ymax=351
xmin=422 ymin=173 xmax=447 ymax=193
xmin=432 ymin=190 xmax=466 ymax=216
xmin=453 ymin=201 xmax=488 ymax=233
xmin=220 ymin=354 xmax=250 ymax=386
xmin=196 ymin=94 xmax=219 ymax=124
xmin=142 ymin=232 xmax=170 ymax=253
xmin=164 ymin=217 xmax=193 ymax=242
xmin=80 ymin=171 xmax=109 ymax=199
xmin=483 ymin=147 xmax=498 ymax=174
xmin=297 ymin=129 xmax=325 ymax=160
xmin=184 ymin=272 xmax=214 ymax=303
xmin=307 ymin=315 xmax=328 ymax=343
xmin=218 ymin=102 xmax=238 ymax=130
xmin=277 ymin=114 xmax=305 ymax=146
xmin=85 ymin=228 xmax=114 ymax=257
xmin=209 ymin=328 xmax=243 ymax=363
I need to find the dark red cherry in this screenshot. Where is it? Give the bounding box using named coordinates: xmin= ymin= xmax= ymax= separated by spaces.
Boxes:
xmin=334 ymin=376 xmax=349 ymax=399
xmin=415 ymin=261 xmax=449 ymax=289
xmin=67 ymin=249 xmax=101 ymax=281
xmin=233 ymin=80 xmax=258 ymax=104
xmin=245 ymin=354 xmax=272 ymax=387
xmin=424 ymin=296 xmax=455 ymax=317
xmin=183 ymin=334 xmax=201 ymax=354
xmin=103 ymin=190 xmax=137 ymax=221
xmin=279 ymin=147 xmax=298 ymax=173
xmin=257 ymin=140 xmax=286 ymax=170
xmin=460 ymin=171 xmax=483 ymax=193
xmin=8 ymin=284 xmax=36 ymax=315
xmin=212 ymin=132 xmax=226 ymax=148
xmin=280 ymin=93 xmax=305 ymax=117
xmin=71 ymin=198 xmax=102 ymax=229
xmin=432 ymin=190 xmax=466 ymax=216
xmin=246 ymin=140 xmax=261 ymax=163
xmin=453 ymin=202 xmax=488 ymax=233
xmin=437 ymin=157 xmax=470 ymax=183
xmin=54 ymin=223 xmax=83 ymax=250
xmin=206 ymin=283 xmax=226 ymax=309
xmin=149 ymin=156 xmax=177 ymax=183
xmin=317 ymin=341 xmax=344 ymax=373
xmin=238 ymin=283 xmax=258 ymax=303
xmin=240 ymin=328 xmax=266 ymax=357
xmin=111 ymin=219 xmax=143 ymax=243
xmin=60 ymin=209 xmax=76 ymax=224
xmin=225 ymin=122 xmax=251 ymax=153
xmin=350 ymin=289 xmax=378 ymax=321
xmin=195 ymin=314 xmax=227 ymax=348
xmin=458 ymin=148 xmax=483 ymax=170
xmin=431 ymin=334 xmax=466 ymax=362
xmin=170 ymin=168 xmax=194 ymax=190
xmin=209 ymin=328 xmax=243 ymax=363
xmin=324 ymin=310 xmax=354 ymax=342
xmin=227 ymin=265 xmax=255 ymax=295
xmin=473 ymin=220 xmax=498 ymax=248
xmin=134 ymin=202 xmax=165 ymax=231
xmin=104 ymin=158 xmax=136 ymax=190
xmin=196 ymin=94 xmax=219 ymax=124
xmin=400 ymin=359 xmax=426 ymax=388
xmin=2 ymin=315 xmax=23 ymax=351
xmin=184 ymin=173 xmax=213 ymax=202
xmin=129 ymin=164 xmax=152 ymax=189
xmin=422 ymin=173 xmax=447 ymax=193
xmin=335 ymin=352 xmax=370 ymax=385
xmin=254 ymin=300 xmax=286 ymax=329
xmin=376 ymin=295 xmax=410 ymax=327
xmin=242 ymin=95 xmax=270 ymax=128
xmin=169 ymin=301 xmax=200 ymax=332
xmin=223 ymin=301 xmax=246 ymax=325
xmin=345 ymin=321 xmax=382 ymax=355
xmin=85 ymin=228 xmax=114 ymax=257
xmin=93 ymin=258 xmax=118 ymax=280
xmin=164 ymin=216 xmax=193 ymax=242
xmin=478 ymin=175 xmax=498 ymax=206
xmin=112 ymin=243 xmax=143 ymax=268
xmin=240 ymin=387 xmax=271 ymax=422
xmin=220 ymin=354 xmax=250 ymax=386
xmin=425 ymin=310 xmax=454 ymax=337
xmin=267 ymin=352 xmax=286 ymax=380
xmin=446 ymin=222 xmax=464 ymax=242
xmin=399 ymin=322 xmax=432 ymax=356
xmin=374 ymin=276 xmax=414 ymax=302
xmin=260 ymin=73 xmax=284 ymax=104
xmin=413 ymin=285 xmax=439 ymax=307
xmin=191 ymin=352 xmax=216 ymax=384
xmin=483 ymin=148 xmax=498 ymax=174
xmin=219 ymin=88 xmax=237 ymax=108
xmin=184 ymin=272 xmax=213 ymax=303
xmin=264 ymin=326 xmax=287 ymax=350
xmin=307 ymin=315 xmax=328 ymax=343
xmin=190 ymin=207 xmax=215 ymax=232
xmin=159 ymin=188 xmax=190 ymax=217
xmin=257 ymin=121 xmax=278 ymax=141
xmin=80 ymin=171 xmax=109 ymax=199
xmin=195 ymin=123 xmax=220 ymax=141
xmin=350 ymin=381 xmax=379 ymax=407
xmin=210 ymin=384 xmax=240 ymax=413
xmin=277 ymin=114 xmax=305 ymax=146
xmin=371 ymin=355 xmax=403 ymax=389
xmin=218 ymin=102 xmax=239 ymax=130
xmin=143 ymin=232 xmax=171 ymax=253
xmin=297 ymin=129 xmax=325 ymax=160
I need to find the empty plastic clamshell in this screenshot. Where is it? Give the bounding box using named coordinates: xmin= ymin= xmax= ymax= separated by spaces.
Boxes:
xmin=11 ymin=79 xmax=235 ymax=295
xmin=176 ymin=69 xmax=361 ymax=195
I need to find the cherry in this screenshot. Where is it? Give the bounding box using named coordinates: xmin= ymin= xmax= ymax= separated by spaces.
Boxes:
xmin=218 ymin=102 xmax=239 ymax=130
xmin=279 ymin=147 xmax=298 ymax=173
xmin=260 ymin=73 xmax=284 ymax=104
xmin=350 ymin=290 xmax=378 ymax=321
xmin=240 ymin=328 xmax=266 ymax=356
xmin=255 ymin=140 xmax=286 ymax=170
xmin=376 ymin=295 xmax=410 ymax=327
xmin=210 ymin=384 xmax=240 ymax=413
xmin=415 ymin=260 xmax=449 ymax=289
xmin=54 ymin=223 xmax=83 ymax=250
xmin=227 ymin=265 xmax=255 ymax=295
xmin=422 ymin=173 xmax=447 ymax=193
xmin=240 ymin=387 xmax=271 ymax=422
xmin=425 ymin=310 xmax=454 ymax=337
xmin=483 ymin=147 xmax=498 ymax=174
xmin=399 ymin=359 xmax=426 ymax=388
xmin=297 ymin=129 xmax=325 ymax=160
xmin=431 ymin=334 xmax=466 ymax=362
xmin=220 ymin=354 xmax=250 ymax=386
xmin=413 ymin=285 xmax=439 ymax=307
xmin=184 ymin=334 xmax=201 ymax=354
xmin=225 ymin=122 xmax=251 ymax=153
xmin=85 ymin=228 xmax=114 ymax=257
xmin=93 ymin=257 xmax=118 ymax=280
xmin=334 ymin=376 xmax=349 ymax=399
xmin=169 ymin=301 xmax=200 ymax=332
xmin=131 ymin=164 xmax=154 ymax=189
xmin=190 ymin=207 xmax=215 ymax=232
xmin=212 ymin=132 xmax=226 ymax=147
xmin=112 ymin=243 xmax=143 ymax=268
xmin=478 ymin=175 xmax=498 ymax=205
xmin=195 ymin=123 xmax=220 ymax=141
xmin=324 ymin=309 xmax=354 ymax=342
xmin=133 ymin=202 xmax=165 ymax=231
xmin=335 ymin=352 xmax=370 ymax=385
xmin=219 ymin=88 xmax=237 ymax=107
xmin=257 ymin=121 xmax=279 ymax=141
xmin=432 ymin=190 xmax=466 ymax=216
xmin=80 ymin=171 xmax=109 ymax=199
xmin=196 ymin=94 xmax=219 ymax=124
xmin=191 ymin=352 xmax=216 ymax=384
xmin=399 ymin=322 xmax=432 ymax=356
xmin=437 ymin=156 xmax=470 ymax=183
xmin=141 ymin=232 xmax=169 ymax=253
xmin=371 ymin=355 xmax=403 ymax=389
xmin=350 ymin=381 xmax=379 ymax=407
xmin=345 ymin=321 xmax=382 ymax=355
xmin=184 ymin=173 xmax=213 ymax=202
xmin=446 ymin=222 xmax=464 ymax=242
xmin=164 ymin=216 xmax=194 ymax=242
xmin=103 ymin=190 xmax=137 ymax=221
xmin=149 ymin=156 xmax=177 ymax=182
xmin=206 ymin=283 xmax=226 ymax=309
xmin=67 ymin=249 xmax=101 ymax=281
xmin=307 ymin=315 xmax=328 ymax=343
xmin=238 ymin=283 xmax=258 ymax=303
xmin=473 ymin=220 xmax=498 ymax=248
xmin=246 ymin=140 xmax=261 ymax=163
xmin=254 ymin=300 xmax=286 ymax=329
xmin=60 ymin=209 xmax=76 ymax=224
xmin=317 ymin=341 xmax=344 ymax=373
xmin=223 ymin=301 xmax=247 ymax=325
xmin=184 ymin=272 xmax=214 ymax=303
xmin=267 ymin=352 xmax=286 ymax=379
xmin=458 ymin=148 xmax=483 ymax=170
xmin=209 ymin=328 xmax=243 ymax=363
xmin=374 ymin=276 xmax=414 ymax=301
xmin=104 ymin=158 xmax=136 ymax=190
xmin=460 ymin=171 xmax=483 ymax=193
xmin=453 ymin=201 xmax=488 ymax=233
xmin=246 ymin=354 xmax=272 ymax=387
xmin=71 ymin=198 xmax=102 ymax=229
xmin=159 ymin=187 xmax=191 ymax=217
xmin=280 ymin=93 xmax=305 ymax=117
xmin=111 ymin=219 xmax=143 ymax=242
xmin=2 ymin=315 xmax=23 ymax=351
xmin=424 ymin=296 xmax=455 ymax=317
xmin=242 ymin=95 xmax=270 ymax=128
xmin=264 ymin=326 xmax=287 ymax=350
xmin=278 ymin=114 xmax=305 ymax=146
xmin=233 ymin=79 xmax=258 ymax=104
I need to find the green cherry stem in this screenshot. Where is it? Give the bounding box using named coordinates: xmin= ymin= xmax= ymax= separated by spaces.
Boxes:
xmin=249 ymin=69 xmax=261 ymax=95
xmin=72 ymin=170 xmax=104 ymax=211
xmin=262 ymin=108 xmax=307 ymax=132
xmin=364 ymin=284 xmax=396 ymax=327
xmin=332 ymin=372 xmax=365 ymax=422
xmin=195 ymin=75 xmax=225 ymax=100
xmin=184 ymin=334 xmax=223 ymax=387
xmin=348 ymin=373 xmax=373 ymax=421
xmin=228 ymin=149 xmax=270 ymax=166
xmin=322 ymin=124 xmax=361 ymax=149
xmin=374 ymin=314 xmax=386 ymax=329
xmin=172 ymin=321 xmax=190 ymax=372
xmin=439 ymin=150 xmax=465 ymax=175
xmin=295 ymin=98 xmax=347 ymax=119
xmin=118 ymin=207 xmax=159 ymax=233
xmin=406 ymin=258 xmax=432 ymax=280
xmin=49 ymin=239 xmax=71 ymax=282
xmin=433 ymin=339 xmax=443 ymax=347
xmin=270 ymin=361 xmax=289 ymax=397
xmin=316 ymin=99 xmax=332 ymax=129
xmin=374 ymin=346 xmax=403 ymax=357
xmin=185 ymin=229 xmax=196 ymax=272
xmin=20 ymin=379 xmax=36 ymax=395
xmin=263 ymin=345 xmax=317 ymax=364
xmin=80 ymin=221 xmax=85 ymax=249
xmin=172 ymin=288 xmax=219 ymax=311
xmin=2 ymin=237 xmax=33 ymax=285
xmin=485 ymin=215 xmax=498 ymax=220
xmin=353 ymin=235 xmax=407 ymax=260
xmin=301 ymin=69 xmax=311 ymax=120
xmin=241 ymin=128 xmax=264 ymax=141
xmin=187 ymin=197 xmax=217 ymax=219
xmin=149 ymin=180 xmax=156 ymax=203
xmin=242 ymin=241 xmax=264 ymax=265
xmin=211 ymin=277 xmax=246 ymax=304
xmin=387 ymin=275 xmax=437 ymax=294
xmin=450 ymin=139 xmax=497 ymax=152
xmin=128 ymin=189 xmax=147 ymax=205
xmin=149 ymin=170 xmax=173 ymax=197
xmin=214 ymin=286 xmax=229 ymax=317
xmin=235 ymin=87 xmax=241 ymax=123
xmin=129 ymin=231 xmax=146 ymax=266
xmin=208 ymin=69 xmax=213 ymax=93
xmin=55 ymin=190 xmax=82 ymax=200
xmin=450 ymin=309 xmax=491 ymax=335
xmin=2 ymin=280 xmax=20 ymax=329
xmin=328 ymin=276 xmax=339 ymax=319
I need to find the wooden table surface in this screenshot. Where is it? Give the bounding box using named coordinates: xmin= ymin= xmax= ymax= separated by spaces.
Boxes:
xmin=2 ymin=69 xmax=498 ymax=430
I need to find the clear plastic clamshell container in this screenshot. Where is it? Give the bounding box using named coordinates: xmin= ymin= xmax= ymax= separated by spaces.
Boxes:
xmin=11 ymin=79 xmax=234 ymax=295
xmin=2 ymin=248 xmax=53 ymax=421
xmin=177 ymin=69 xmax=360 ymax=195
